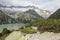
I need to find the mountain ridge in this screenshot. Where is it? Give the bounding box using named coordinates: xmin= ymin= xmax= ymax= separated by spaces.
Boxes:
xmin=0 ymin=4 xmax=52 ymax=20
xmin=48 ymin=8 xmax=60 ymax=19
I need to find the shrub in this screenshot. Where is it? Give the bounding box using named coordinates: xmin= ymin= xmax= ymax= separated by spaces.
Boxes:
xmin=20 ymin=27 xmax=37 ymax=34
xmin=2 ymin=28 xmax=11 ymax=35
xmin=28 ymin=19 xmax=60 ymax=33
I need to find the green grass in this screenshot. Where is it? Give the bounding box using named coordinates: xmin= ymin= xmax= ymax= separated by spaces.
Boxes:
xmin=20 ymin=27 xmax=37 ymax=34
xmin=27 ymin=19 xmax=60 ymax=33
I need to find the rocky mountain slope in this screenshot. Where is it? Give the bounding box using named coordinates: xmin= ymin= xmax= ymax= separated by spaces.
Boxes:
xmin=0 ymin=10 xmax=18 ymax=24
xmin=17 ymin=9 xmax=43 ymax=23
xmin=48 ymin=8 xmax=60 ymax=19
xmin=0 ymin=4 xmax=52 ymax=19
xmin=0 ymin=5 xmax=52 ymax=24
xmin=0 ymin=10 xmax=43 ymax=24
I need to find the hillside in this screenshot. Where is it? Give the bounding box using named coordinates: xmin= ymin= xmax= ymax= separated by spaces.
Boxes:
xmin=0 ymin=5 xmax=51 ymax=19
xmin=0 ymin=9 xmax=43 ymax=24
xmin=25 ymin=9 xmax=42 ymax=18
xmin=0 ymin=10 xmax=18 ymax=24
xmin=48 ymin=8 xmax=60 ymax=19
xmin=17 ymin=9 xmax=43 ymax=23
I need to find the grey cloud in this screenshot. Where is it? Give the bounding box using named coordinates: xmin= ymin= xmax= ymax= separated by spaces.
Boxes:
xmin=0 ymin=0 xmax=60 ymax=12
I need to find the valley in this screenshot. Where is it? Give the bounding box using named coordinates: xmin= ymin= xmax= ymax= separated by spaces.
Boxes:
xmin=0 ymin=5 xmax=60 ymax=40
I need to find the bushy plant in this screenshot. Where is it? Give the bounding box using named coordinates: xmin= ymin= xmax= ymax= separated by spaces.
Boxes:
xmin=27 ymin=19 xmax=60 ymax=33
xmin=20 ymin=27 xmax=37 ymax=34
xmin=2 ymin=28 xmax=11 ymax=35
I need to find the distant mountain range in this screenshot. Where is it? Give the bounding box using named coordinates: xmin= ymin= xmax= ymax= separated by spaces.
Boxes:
xmin=48 ymin=8 xmax=60 ymax=19
xmin=0 ymin=9 xmax=43 ymax=24
xmin=0 ymin=4 xmax=54 ymax=24
xmin=0 ymin=4 xmax=60 ymax=24
xmin=0 ymin=4 xmax=52 ymax=19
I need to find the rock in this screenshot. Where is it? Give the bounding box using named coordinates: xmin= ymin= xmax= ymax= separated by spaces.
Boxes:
xmin=5 ymin=31 xmax=60 ymax=40
xmin=5 ymin=31 xmax=24 ymax=40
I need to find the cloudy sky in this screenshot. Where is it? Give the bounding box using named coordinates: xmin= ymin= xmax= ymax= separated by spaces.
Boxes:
xmin=0 ymin=0 xmax=60 ymax=12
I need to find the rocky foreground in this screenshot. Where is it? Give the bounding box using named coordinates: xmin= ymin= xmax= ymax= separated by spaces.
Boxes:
xmin=5 ymin=31 xmax=60 ymax=40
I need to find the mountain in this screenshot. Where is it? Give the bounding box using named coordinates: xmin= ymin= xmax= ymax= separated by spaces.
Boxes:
xmin=24 ymin=9 xmax=42 ymax=18
xmin=0 ymin=4 xmax=52 ymax=19
xmin=0 ymin=5 xmax=52 ymax=24
xmin=34 ymin=9 xmax=52 ymax=19
xmin=48 ymin=8 xmax=60 ymax=19
xmin=0 ymin=10 xmax=18 ymax=24
xmin=0 ymin=9 xmax=43 ymax=24
xmin=17 ymin=9 xmax=43 ymax=23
